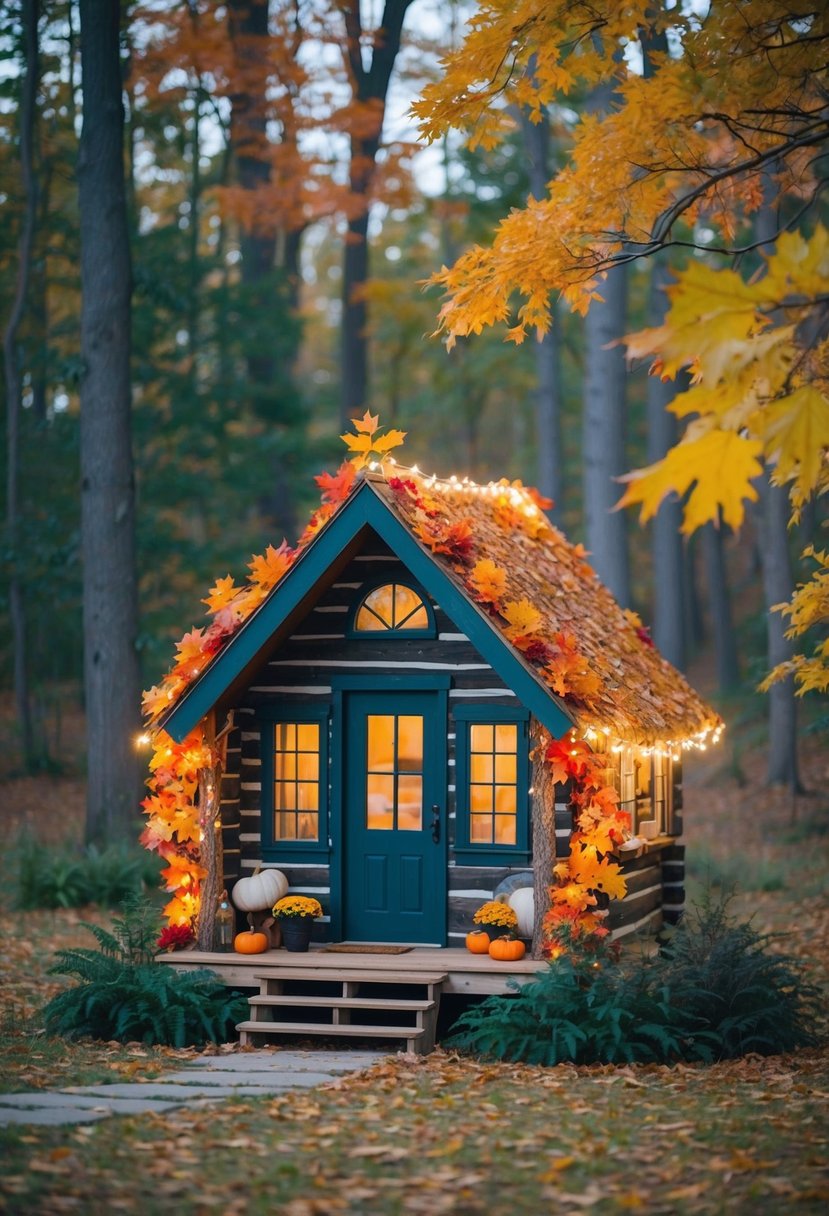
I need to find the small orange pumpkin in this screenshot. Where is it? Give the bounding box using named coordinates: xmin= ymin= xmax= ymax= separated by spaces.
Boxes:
xmin=465 ymin=929 xmax=491 ymax=955
xmin=234 ymin=930 xmax=269 ymax=954
xmin=488 ymin=935 xmax=526 ymax=962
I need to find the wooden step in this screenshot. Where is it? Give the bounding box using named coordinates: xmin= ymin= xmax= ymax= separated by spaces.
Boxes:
xmin=252 ymin=969 xmax=447 ymax=986
xmin=241 ymin=967 xmax=445 ymax=1054
xmin=249 ymin=995 xmax=433 ymax=1012
xmin=235 ymin=1019 xmax=426 ymax=1052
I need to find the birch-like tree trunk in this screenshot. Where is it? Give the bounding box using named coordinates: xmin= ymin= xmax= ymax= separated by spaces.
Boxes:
xmin=519 ymin=104 xmax=563 ymax=525
xmin=78 ymin=0 xmax=142 ymax=843
xmin=582 ymin=78 xmax=630 ymax=606
xmin=646 ymin=262 xmax=686 ymax=667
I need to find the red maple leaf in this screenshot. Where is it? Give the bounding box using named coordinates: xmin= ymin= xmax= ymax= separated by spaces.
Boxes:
xmin=315 ymin=461 xmax=357 ymax=506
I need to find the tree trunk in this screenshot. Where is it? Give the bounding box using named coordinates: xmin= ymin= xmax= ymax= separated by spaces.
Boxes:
xmin=339 ymin=0 xmax=413 ymax=426
xmin=701 ymin=518 xmax=740 ymax=691
xmin=78 ymin=0 xmax=142 ymax=844
xmin=646 ymin=263 xmax=686 ymax=666
xmin=3 ymin=0 xmax=39 ymax=769
xmin=228 ymin=0 xmax=298 ymax=542
xmin=519 ymin=104 xmax=564 ymax=524
xmin=196 ymin=714 xmax=224 ymax=951
xmin=531 ymin=722 xmax=555 ymax=959
xmin=759 ymin=473 xmax=801 ymax=788
xmin=582 ymin=260 xmax=630 ymax=604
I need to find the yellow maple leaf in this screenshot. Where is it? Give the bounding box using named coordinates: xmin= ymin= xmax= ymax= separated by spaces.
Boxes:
xmin=469 ymin=558 xmax=507 ymax=604
xmin=372 ymin=428 xmax=407 ymax=454
xmin=763 ymin=385 xmax=829 ymax=502
xmin=340 ymin=431 xmax=374 ymax=456
xmin=502 ymin=598 xmax=544 ymax=641
xmin=618 ymin=425 xmax=765 ymax=533
xmin=568 ymin=843 xmax=627 ymax=901
xmin=142 ymin=684 xmax=171 ymax=722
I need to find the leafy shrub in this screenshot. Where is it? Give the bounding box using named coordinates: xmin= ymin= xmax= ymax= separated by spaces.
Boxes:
xmin=43 ymin=895 xmax=247 ymax=1047
xmin=12 ymin=833 xmax=162 ymax=910
xmin=446 ymin=896 xmax=818 ymax=1065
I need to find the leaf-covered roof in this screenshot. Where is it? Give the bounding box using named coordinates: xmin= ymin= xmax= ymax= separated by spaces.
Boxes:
xmin=145 ymin=420 xmax=722 ymax=750
xmin=367 ymin=466 xmax=721 ymax=748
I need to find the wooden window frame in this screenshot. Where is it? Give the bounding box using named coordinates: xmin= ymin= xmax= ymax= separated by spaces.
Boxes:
xmin=259 ymin=705 xmax=330 ymax=863
xmin=453 ymin=705 xmax=531 ymax=866
xmin=346 ymin=577 xmax=436 ymax=640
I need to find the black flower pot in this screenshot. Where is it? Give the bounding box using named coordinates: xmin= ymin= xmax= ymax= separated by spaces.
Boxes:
xmin=280 ymin=919 xmax=314 ymax=952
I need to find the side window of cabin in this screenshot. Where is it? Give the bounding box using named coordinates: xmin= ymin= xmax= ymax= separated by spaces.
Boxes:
xmin=617 ymin=746 xmax=673 ymax=839
xmin=260 ymin=709 xmax=329 ymax=860
xmin=454 ymin=708 xmax=530 ymax=865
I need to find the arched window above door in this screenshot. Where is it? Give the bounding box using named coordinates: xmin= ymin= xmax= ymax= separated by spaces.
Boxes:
xmin=351 ymin=582 xmax=434 ymax=636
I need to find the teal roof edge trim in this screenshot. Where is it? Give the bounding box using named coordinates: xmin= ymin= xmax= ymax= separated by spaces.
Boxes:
xmin=160 ymin=479 xmax=573 ymax=743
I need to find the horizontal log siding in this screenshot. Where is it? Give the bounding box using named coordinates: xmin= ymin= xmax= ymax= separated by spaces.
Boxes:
xmin=609 ymin=852 xmax=665 ymax=937
xmin=661 ymin=842 xmax=685 ymax=925
xmin=220 ymin=726 xmax=242 ymax=894
xmin=235 ymin=533 xmax=528 ymax=943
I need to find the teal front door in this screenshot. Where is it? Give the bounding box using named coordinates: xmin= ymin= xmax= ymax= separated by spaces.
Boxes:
xmin=343 ymin=691 xmax=446 ymax=944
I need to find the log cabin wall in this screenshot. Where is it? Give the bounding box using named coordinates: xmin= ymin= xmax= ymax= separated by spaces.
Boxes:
xmin=234 ymin=531 xmax=534 ymax=943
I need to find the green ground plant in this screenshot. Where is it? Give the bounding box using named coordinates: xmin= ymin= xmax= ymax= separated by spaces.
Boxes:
xmin=11 ymin=833 xmax=162 ymax=910
xmin=446 ymin=895 xmax=819 ymax=1065
xmin=42 ymin=895 xmax=247 ymax=1047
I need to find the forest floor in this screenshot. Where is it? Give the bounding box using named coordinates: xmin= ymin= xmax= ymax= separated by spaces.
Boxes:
xmin=0 ymin=697 xmax=828 ymax=1213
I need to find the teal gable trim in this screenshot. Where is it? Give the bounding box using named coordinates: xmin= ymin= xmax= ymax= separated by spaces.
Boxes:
xmin=161 ymin=480 xmax=574 ymax=742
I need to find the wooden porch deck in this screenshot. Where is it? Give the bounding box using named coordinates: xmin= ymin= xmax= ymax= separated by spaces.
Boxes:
xmin=156 ymin=944 xmax=544 ymax=995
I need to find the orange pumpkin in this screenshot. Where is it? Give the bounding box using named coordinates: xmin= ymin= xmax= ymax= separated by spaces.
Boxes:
xmin=465 ymin=929 xmax=492 ymax=954
xmin=488 ymin=935 xmax=526 ymax=962
xmin=234 ymin=930 xmax=269 ymax=954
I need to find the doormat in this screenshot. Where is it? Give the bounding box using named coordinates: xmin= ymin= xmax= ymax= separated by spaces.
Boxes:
xmin=322 ymin=944 xmax=413 ymax=955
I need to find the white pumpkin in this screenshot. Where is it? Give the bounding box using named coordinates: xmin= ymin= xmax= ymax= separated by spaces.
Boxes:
xmin=508 ymin=887 xmax=534 ymax=938
xmin=231 ymin=867 xmax=288 ymax=912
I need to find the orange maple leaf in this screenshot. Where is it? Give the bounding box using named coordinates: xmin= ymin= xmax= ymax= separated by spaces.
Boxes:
xmin=550 ymin=881 xmax=597 ymax=913
xmin=202 ymin=575 xmax=239 ymax=615
xmin=247 ymin=541 xmax=294 ymax=590
xmin=469 ymin=558 xmax=507 ymax=605
xmin=172 ymin=628 xmax=207 ymax=678
xmin=352 ymin=409 xmax=379 ymax=434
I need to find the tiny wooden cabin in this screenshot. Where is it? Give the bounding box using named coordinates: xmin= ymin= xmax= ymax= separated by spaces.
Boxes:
xmin=156 ymin=462 xmax=721 ymax=952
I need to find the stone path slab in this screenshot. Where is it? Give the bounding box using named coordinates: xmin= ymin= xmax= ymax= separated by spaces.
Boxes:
xmin=0 ymin=1049 xmax=385 ymax=1127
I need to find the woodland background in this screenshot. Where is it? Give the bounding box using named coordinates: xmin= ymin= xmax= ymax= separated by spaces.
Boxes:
xmin=1 ymin=0 xmax=826 ymax=845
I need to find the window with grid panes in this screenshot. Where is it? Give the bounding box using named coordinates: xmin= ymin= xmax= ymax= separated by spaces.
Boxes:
xmin=454 ymin=707 xmax=530 ymax=864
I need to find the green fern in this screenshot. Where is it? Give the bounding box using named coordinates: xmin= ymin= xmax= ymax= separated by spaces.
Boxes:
xmin=446 ymin=896 xmax=818 ymax=1065
xmin=44 ymin=960 xmax=247 ymax=1046
xmin=44 ymin=898 xmax=246 ymax=1046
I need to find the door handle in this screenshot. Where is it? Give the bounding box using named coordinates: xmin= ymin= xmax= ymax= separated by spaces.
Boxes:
xmin=430 ymin=804 xmax=441 ymax=844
